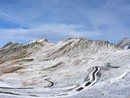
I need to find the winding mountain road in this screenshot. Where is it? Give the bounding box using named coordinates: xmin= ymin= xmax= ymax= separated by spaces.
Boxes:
xmin=57 ymin=66 xmax=101 ymax=97
xmin=75 ymin=66 xmax=100 ymax=92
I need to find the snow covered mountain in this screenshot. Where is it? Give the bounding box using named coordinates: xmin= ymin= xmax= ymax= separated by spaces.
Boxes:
xmin=117 ymin=38 xmax=130 ymax=49
xmin=0 ymin=38 xmax=130 ymax=98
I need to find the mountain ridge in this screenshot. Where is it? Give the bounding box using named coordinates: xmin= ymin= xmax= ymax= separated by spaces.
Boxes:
xmin=0 ymin=38 xmax=122 ymax=62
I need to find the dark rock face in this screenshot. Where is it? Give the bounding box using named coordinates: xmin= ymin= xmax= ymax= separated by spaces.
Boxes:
xmin=128 ymin=45 xmax=130 ymax=49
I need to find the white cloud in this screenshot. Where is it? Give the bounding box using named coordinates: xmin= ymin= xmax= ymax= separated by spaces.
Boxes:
xmin=0 ymin=24 xmax=102 ymax=42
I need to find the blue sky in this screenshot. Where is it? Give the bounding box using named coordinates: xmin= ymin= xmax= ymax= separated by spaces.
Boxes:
xmin=0 ymin=0 xmax=130 ymax=47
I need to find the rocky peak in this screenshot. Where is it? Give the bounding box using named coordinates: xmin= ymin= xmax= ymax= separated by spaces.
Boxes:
xmin=2 ymin=41 xmax=21 ymax=49
xmin=117 ymin=38 xmax=130 ymax=49
xmin=26 ymin=38 xmax=49 ymax=48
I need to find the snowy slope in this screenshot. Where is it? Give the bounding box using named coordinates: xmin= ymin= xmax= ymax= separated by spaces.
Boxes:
xmin=0 ymin=38 xmax=130 ymax=98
